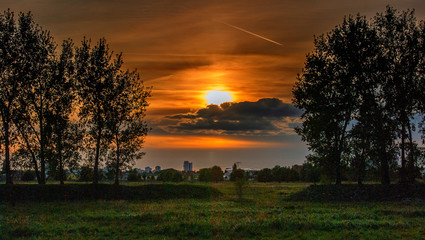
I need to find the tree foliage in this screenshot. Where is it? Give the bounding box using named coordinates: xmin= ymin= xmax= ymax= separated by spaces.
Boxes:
xmin=198 ymin=166 xmax=223 ymax=182
xmin=127 ymin=169 xmax=141 ymax=182
xmin=158 ymin=169 xmax=183 ymax=182
xmin=105 ymin=68 xmax=150 ymax=185
xmin=257 ymin=166 xmax=300 ymax=182
xmin=0 ymin=11 xmax=150 ymax=185
xmin=293 ymin=6 xmax=425 ymax=185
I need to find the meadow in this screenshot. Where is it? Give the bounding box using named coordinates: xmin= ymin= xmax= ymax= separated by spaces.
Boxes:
xmin=1 ymin=182 xmax=425 ymax=239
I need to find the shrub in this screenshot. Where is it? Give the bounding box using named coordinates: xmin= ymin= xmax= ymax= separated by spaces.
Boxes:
xmin=301 ymin=162 xmax=321 ymax=183
xmin=230 ymin=163 xmax=246 ymax=182
xmin=210 ymin=166 xmax=224 ymax=182
xmin=198 ymin=168 xmax=211 ymax=182
xmin=53 ymin=169 xmax=67 ymax=181
xmin=79 ymin=166 xmax=93 ymax=182
xmin=21 ymin=171 xmax=36 ymax=182
xmin=257 ymin=168 xmax=273 ymax=182
xmin=127 ymin=169 xmax=141 ymax=182
xmin=198 ymin=166 xmax=223 ymax=182
xmin=234 ymin=177 xmax=247 ymax=200
xmin=158 ymin=169 xmax=183 ymax=182
xmin=230 ymin=163 xmax=248 ymax=199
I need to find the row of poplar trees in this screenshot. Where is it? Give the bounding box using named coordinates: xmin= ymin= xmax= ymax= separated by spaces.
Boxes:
xmin=293 ymin=7 xmax=425 ymax=185
xmin=0 ymin=10 xmax=150 ymax=185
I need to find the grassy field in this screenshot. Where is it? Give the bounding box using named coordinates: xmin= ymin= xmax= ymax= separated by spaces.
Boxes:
xmin=1 ymin=182 xmax=425 ymax=239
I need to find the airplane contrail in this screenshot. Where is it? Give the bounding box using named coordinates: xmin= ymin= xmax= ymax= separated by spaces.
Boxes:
xmin=215 ymin=20 xmax=283 ymax=46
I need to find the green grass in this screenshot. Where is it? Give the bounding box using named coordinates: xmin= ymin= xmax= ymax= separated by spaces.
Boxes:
xmin=1 ymin=182 xmax=425 ymax=239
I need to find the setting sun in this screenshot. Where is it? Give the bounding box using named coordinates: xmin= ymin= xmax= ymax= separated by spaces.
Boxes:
xmin=205 ymin=90 xmax=232 ymax=105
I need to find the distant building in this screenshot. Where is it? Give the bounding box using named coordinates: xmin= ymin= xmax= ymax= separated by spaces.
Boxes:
xmin=154 ymin=166 xmax=161 ymax=172
xmin=145 ymin=166 xmax=152 ymax=173
xmin=223 ymin=168 xmax=232 ymax=180
xmin=183 ymin=161 xmax=193 ymax=172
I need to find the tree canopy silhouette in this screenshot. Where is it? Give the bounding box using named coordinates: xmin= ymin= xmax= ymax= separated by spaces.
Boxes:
xmin=293 ymin=6 xmax=425 ymax=185
xmin=0 ymin=10 xmax=150 ymax=185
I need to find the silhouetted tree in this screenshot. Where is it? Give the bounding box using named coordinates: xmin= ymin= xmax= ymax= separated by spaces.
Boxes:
xmin=198 ymin=166 xmax=223 ymax=182
xmin=21 ymin=170 xmax=36 ymax=181
xmin=0 ymin=10 xmax=20 ymax=184
xmin=49 ymin=39 xmax=76 ymax=184
xmin=10 ymin=11 xmax=56 ymax=184
xmin=230 ymin=163 xmax=246 ymax=182
xmin=75 ymin=38 xmax=120 ymax=185
xmin=198 ymin=168 xmax=211 ymax=182
xmin=79 ymin=165 xmax=93 ymax=182
xmin=374 ymin=7 xmax=422 ymax=183
xmin=293 ymin=15 xmax=375 ymax=184
xmin=257 ymin=168 xmax=273 ymax=182
xmin=158 ymin=169 xmax=183 ymax=182
xmin=230 ymin=163 xmax=247 ymax=199
xmin=347 ymin=123 xmax=372 ymax=185
xmin=105 ymin=68 xmax=150 ymax=185
xmin=420 ymin=21 xmax=425 ymax=150
xmin=210 ymin=166 xmax=224 ymax=182
xmin=127 ymin=169 xmax=141 ymax=182
xmin=271 ymin=165 xmax=285 ymax=182
xmin=300 ymin=162 xmax=320 ymax=183
xmin=293 ymin=8 xmax=425 ymax=184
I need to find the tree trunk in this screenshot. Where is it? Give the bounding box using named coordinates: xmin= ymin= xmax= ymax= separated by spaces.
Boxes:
xmin=334 ymin=132 xmax=342 ymax=185
xmin=377 ymin=114 xmax=390 ymax=185
xmin=4 ymin=118 xmax=13 ymax=185
xmin=379 ymin=139 xmax=390 ymax=185
xmin=407 ymin=123 xmax=415 ymax=183
xmin=93 ymin=125 xmax=102 ymax=185
xmin=27 ymin=141 xmax=41 ymax=183
xmin=39 ymin=101 xmax=46 ymax=184
xmin=357 ymin=175 xmax=363 ymax=185
xmin=58 ymin=132 xmax=64 ymax=185
xmin=400 ymin=124 xmax=406 ymax=183
xmin=114 ymin=135 xmax=120 ymax=185
xmin=357 ymin=149 xmax=365 ymax=185
xmin=335 ymin=116 xmax=350 ymax=186
xmin=15 ymin=121 xmax=42 ymax=183
xmin=380 ymin=155 xmax=390 ymax=185
xmin=335 ymin=152 xmax=342 ymax=185
xmin=39 ymin=124 xmax=46 ymax=184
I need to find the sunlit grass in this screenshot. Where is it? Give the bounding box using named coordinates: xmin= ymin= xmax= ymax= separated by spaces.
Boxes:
xmin=1 ymin=182 xmax=425 ymax=239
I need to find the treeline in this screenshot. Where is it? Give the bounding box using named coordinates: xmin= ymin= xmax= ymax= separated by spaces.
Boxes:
xmin=0 ymin=10 xmax=150 ymax=185
xmin=196 ymin=164 xmax=321 ymax=183
xmin=293 ymin=6 xmax=425 ymax=185
xmin=257 ymin=164 xmax=321 ymax=183
xmin=258 ymin=166 xmax=300 ymax=183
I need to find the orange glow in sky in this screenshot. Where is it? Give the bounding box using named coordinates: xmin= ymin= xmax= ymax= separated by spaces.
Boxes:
xmin=145 ymin=135 xmax=287 ymax=149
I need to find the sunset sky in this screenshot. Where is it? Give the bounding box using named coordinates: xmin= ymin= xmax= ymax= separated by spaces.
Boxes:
xmin=2 ymin=0 xmax=425 ymax=170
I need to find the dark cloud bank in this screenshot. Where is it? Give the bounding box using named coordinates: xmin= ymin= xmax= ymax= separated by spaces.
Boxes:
xmin=167 ymin=98 xmax=302 ymax=135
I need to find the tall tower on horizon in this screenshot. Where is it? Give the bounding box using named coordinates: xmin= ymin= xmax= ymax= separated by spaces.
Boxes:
xmin=183 ymin=161 xmax=193 ymax=172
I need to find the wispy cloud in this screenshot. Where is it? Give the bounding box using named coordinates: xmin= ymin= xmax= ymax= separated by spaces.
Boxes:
xmin=214 ymin=20 xmax=283 ymax=46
